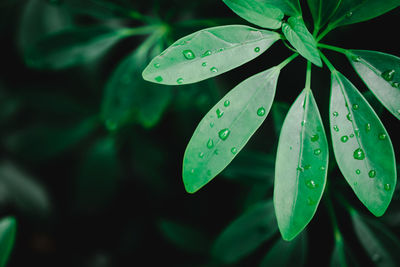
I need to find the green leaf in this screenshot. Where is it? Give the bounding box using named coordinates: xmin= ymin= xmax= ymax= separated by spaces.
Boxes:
xmin=25 ymin=26 xmax=137 ymax=69
xmin=142 ymin=25 xmax=280 ymax=85
xmin=282 ymin=17 xmax=322 ymax=67
xmin=211 ymin=200 xmax=278 ymax=264
xmin=264 ymin=0 xmax=302 ymax=16
xmin=222 ymin=0 xmax=284 ymax=29
xmin=102 ymin=43 xmax=172 ymax=130
xmin=351 ymin=211 xmax=400 ymax=265
xmin=182 ymin=67 xmax=280 ymax=193
xmin=307 ymin=0 xmax=341 ymax=29
xmin=347 ymin=50 xmax=400 ymax=120
xmin=157 ymin=219 xmax=210 ymax=254
xmin=330 ymin=71 xmax=396 ymax=216
xmin=260 ymin=232 xmax=307 ymax=267
xmin=0 ymin=216 xmax=16 ymax=267
xmin=328 ymin=0 xmax=400 ymax=29
xmin=0 ymin=162 xmax=51 ymax=220
xmin=330 ymin=237 xmax=359 ymax=267
xmin=274 ymin=89 xmax=328 ymax=241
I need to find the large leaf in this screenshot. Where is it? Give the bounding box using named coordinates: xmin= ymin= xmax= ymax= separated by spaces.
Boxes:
xmin=211 ymin=200 xmax=278 ymax=264
xmin=0 ymin=216 xmax=16 ymax=267
xmin=328 ymin=0 xmax=400 ymax=29
xmin=307 ymin=0 xmax=341 ymax=29
xmin=274 ymin=89 xmax=328 ymax=241
xmin=282 ymin=17 xmax=322 ymax=67
xmin=351 ymin=211 xmax=400 ymax=265
xmin=222 ymin=0 xmax=284 ymax=29
xmin=347 ymin=50 xmax=400 ymax=120
xmin=102 ymin=42 xmax=172 ymax=130
xmin=25 ymin=26 xmax=139 ymax=69
xmin=142 ymin=25 xmax=280 ymax=85
xmin=260 ymin=232 xmax=307 ymax=267
xmin=330 ymin=72 xmax=396 ymax=216
xmin=182 ymin=67 xmax=280 ymax=193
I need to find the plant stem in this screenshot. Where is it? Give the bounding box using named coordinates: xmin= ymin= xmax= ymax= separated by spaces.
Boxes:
xmin=277 ymin=53 xmax=299 ymax=70
xmin=305 ymin=61 xmax=312 ymax=90
xmin=318 ymin=43 xmax=348 ymax=55
xmin=319 ymin=52 xmax=337 ymax=73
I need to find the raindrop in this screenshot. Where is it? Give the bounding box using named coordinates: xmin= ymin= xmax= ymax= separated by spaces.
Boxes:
xmin=202 ymin=50 xmax=212 ymax=57
xmin=354 ymin=128 xmax=360 ymax=137
xmin=216 ymin=108 xmax=224 ymax=118
xmin=351 ymin=55 xmax=361 ymax=62
xmin=333 ymin=125 xmax=339 ymax=132
xmin=306 ymin=180 xmax=317 ymax=189
xmin=297 ymin=166 xmax=304 ymax=172
xmin=218 ymin=128 xmax=231 ymax=141
xmin=155 ymin=76 xmax=163 ymax=82
xmin=257 ymin=107 xmax=266 ymax=117
xmin=177 ymin=78 xmax=184 ymax=84
xmin=319 ymin=166 xmax=326 ymax=171
xmin=254 ymin=47 xmax=260 ymax=53
xmin=231 ymin=147 xmax=238 ymax=154
xmin=381 ymin=69 xmax=395 ymax=81
xmin=378 ymin=133 xmax=387 ymax=140
xmin=154 ymin=63 xmax=160 ymax=68
xmin=346 ymin=11 xmax=353 ymax=17
xmin=183 ymin=50 xmax=196 ymax=60
xmin=346 ymin=113 xmax=352 ymax=121
xmin=353 ymin=148 xmax=365 ymax=160
xmin=210 ymin=67 xmax=218 ymax=73
xmin=368 ymin=170 xmax=376 ymax=178
xmin=202 ymin=62 xmax=207 ymax=67
xmin=333 ymin=111 xmax=339 ymax=117
xmin=301 ymin=120 xmax=306 ymax=126
xmin=314 ymin=149 xmax=321 ymax=155
xmin=341 ymin=135 xmax=349 ymax=143
xmin=384 ymin=184 xmax=391 ymax=191
xmin=352 ymin=104 xmax=359 ymax=110
xmin=356 ymin=169 xmax=361 ymax=175
xmin=210 ymin=122 xmax=214 ymax=128
xmin=307 ymin=197 xmax=316 ymax=206
xmin=224 ymin=100 xmax=230 ymax=107
xmin=365 ymin=123 xmax=371 ymax=132
xmin=207 ymin=139 xmax=214 ymax=149
xmin=304 ymin=164 xmax=311 ymax=170
xmin=311 ymin=134 xmax=319 ymax=142
xmin=349 ymin=133 xmax=355 ymax=138
xmin=218 ymin=48 xmax=224 ymax=52
xmin=198 ymin=152 xmax=204 ymax=158
xmin=214 ymin=150 xmax=219 ymax=155
xmin=190 ymin=169 xmax=195 ymax=174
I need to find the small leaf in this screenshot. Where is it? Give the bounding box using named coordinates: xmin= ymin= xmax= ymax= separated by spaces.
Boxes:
xmin=158 ymin=219 xmax=210 ymax=254
xmin=347 ymin=50 xmax=400 ymax=120
xmin=307 ymin=0 xmax=341 ymax=29
xmin=211 ymin=200 xmax=278 ymax=264
xmin=25 ymin=26 xmax=136 ymax=69
xmin=351 ymin=211 xmax=400 ymax=265
xmin=264 ymin=0 xmax=302 ymax=16
xmin=328 ymin=0 xmax=400 ymax=28
xmin=0 ymin=216 xmax=16 ymax=267
xmin=143 ymin=25 xmax=280 ymax=85
xmin=222 ymin=0 xmax=284 ymax=29
xmin=330 ymin=72 xmax=396 ymax=216
xmin=183 ymin=67 xmax=280 ymax=193
xmin=282 ymin=17 xmax=322 ymax=67
xmin=274 ymin=89 xmax=328 ymax=241
xmin=260 ymin=232 xmax=307 ymax=267
xmin=102 ymin=46 xmax=172 ymax=130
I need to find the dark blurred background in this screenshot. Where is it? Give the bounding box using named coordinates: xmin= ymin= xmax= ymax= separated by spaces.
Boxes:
xmin=0 ymin=0 xmax=399 ymax=266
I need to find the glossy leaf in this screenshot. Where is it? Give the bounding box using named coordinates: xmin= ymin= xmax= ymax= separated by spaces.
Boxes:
xmin=183 ymin=67 xmax=280 ymax=193
xmin=211 ymin=200 xmax=278 ymax=264
xmin=348 ymin=50 xmax=400 ymax=120
xmin=260 ymin=232 xmax=307 ymax=267
xmin=222 ymin=0 xmax=284 ymax=29
xmin=0 ymin=216 xmax=16 ymax=267
xmin=264 ymin=0 xmax=302 ymax=16
xmin=330 ymin=72 xmax=396 ymax=216
xmin=158 ymin=219 xmax=210 ymax=254
xmin=142 ymin=25 xmax=280 ymax=85
xmin=102 ymin=42 xmax=172 ymax=130
xmin=307 ymin=0 xmax=341 ymax=29
xmin=274 ymin=89 xmax=328 ymax=241
xmin=25 ymin=26 xmax=137 ymax=69
xmin=282 ymin=17 xmax=322 ymax=67
xmin=351 ymin=211 xmax=400 ymax=265
xmin=328 ymin=0 xmax=400 ymax=28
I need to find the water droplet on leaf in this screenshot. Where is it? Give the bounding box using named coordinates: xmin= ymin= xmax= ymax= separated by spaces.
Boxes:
xmin=333 ymin=111 xmax=339 ymax=117
xmin=365 ymin=123 xmax=371 ymax=132
xmin=351 ymin=55 xmax=361 ymax=62
xmin=218 ymin=128 xmax=230 ymax=141
xmin=353 ymin=148 xmax=365 ymax=160
xmin=341 ymin=135 xmax=349 ymax=143
xmin=314 ymin=149 xmax=321 ymax=155
xmin=177 ymin=78 xmax=184 ymax=84
xmin=307 ymin=197 xmax=316 ymax=206
xmin=378 ymin=133 xmax=387 ymax=140
xmin=349 ymin=133 xmax=354 ymax=138
xmin=368 ymin=170 xmax=376 ymax=178
xmin=304 ymin=164 xmax=311 ymax=170
xmin=311 ymin=134 xmax=319 ymax=142
xmin=346 ymin=113 xmax=352 ymax=121
xmin=202 ymin=50 xmax=212 ymax=57
xmin=224 ymin=100 xmax=230 ymax=107
xmin=333 ymin=125 xmax=339 ymax=132
xmin=319 ymin=166 xmax=325 ymax=171
xmin=207 ymin=139 xmax=214 ymax=149
xmin=202 ymin=62 xmax=207 ymax=67
xmin=216 ymin=108 xmax=224 ymax=118
xmin=198 ymin=152 xmax=204 ymax=158
xmin=257 ymin=107 xmax=266 ymax=117
xmin=381 ymin=69 xmax=395 ymax=81
xmin=356 ymin=169 xmax=361 ymax=175
xmin=352 ymin=104 xmax=359 ymax=110
xmin=384 ymin=184 xmax=391 ymax=191
xmin=214 ymin=149 xmax=219 ymax=155
xmin=306 ymin=180 xmax=317 ymax=189
xmin=346 ymin=11 xmax=353 ymax=17
xmin=155 ymin=76 xmax=163 ymax=82
xmin=231 ymin=147 xmax=237 ymax=154
xmin=254 ymin=47 xmax=260 ymax=53
xmin=210 ymin=67 xmax=218 ymax=73
xmin=183 ymin=50 xmax=196 ymax=60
